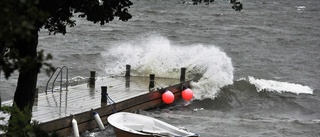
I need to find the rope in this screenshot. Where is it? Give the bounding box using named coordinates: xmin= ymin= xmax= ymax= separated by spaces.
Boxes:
xmin=107 ymin=95 xmax=117 ymax=113
xmin=154 ymin=81 xmax=164 ymax=89
xmin=101 ymin=92 xmax=117 ymax=113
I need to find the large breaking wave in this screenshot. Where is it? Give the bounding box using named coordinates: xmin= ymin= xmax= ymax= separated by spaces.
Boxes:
xmin=102 ymin=33 xmax=234 ymax=99
xmin=102 ymin=34 xmax=314 ymax=100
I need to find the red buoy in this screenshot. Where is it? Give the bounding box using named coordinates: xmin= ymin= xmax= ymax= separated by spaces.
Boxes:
xmin=181 ymin=88 xmax=193 ymax=101
xmin=162 ymin=91 xmax=174 ymax=104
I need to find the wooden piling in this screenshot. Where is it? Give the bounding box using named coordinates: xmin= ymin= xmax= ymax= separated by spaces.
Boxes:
xmin=89 ymin=71 xmax=95 ymax=87
xmin=125 ymin=65 xmax=130 ymax=77
xmin=125 ymin=65 xmax=130 ymax=89
xmin=180 ymin=68 xmax=186 ymax=82
xmin=125 ymin=77 xmax=130 ymax=89
xmin=101 ymin=86 xmax=107 ymax=106
xmin=149 ymin=74 xmax=155 ymax=89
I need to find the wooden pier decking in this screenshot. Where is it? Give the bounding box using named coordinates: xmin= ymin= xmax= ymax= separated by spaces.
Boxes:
xmin=1 ymin=70 xmax=192 ymax=136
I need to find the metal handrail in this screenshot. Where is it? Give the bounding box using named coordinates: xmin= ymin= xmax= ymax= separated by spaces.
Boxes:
xmin=45 ymin=66 xmax=69 ymax=94
xmin=52 ymin=66 xmax=68 ymax=92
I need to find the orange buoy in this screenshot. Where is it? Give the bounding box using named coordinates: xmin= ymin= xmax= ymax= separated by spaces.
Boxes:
xmin=181 ymin=88 xmax=193 ymax=101
xmin=162 ymin=90 xmax=174 ymax=104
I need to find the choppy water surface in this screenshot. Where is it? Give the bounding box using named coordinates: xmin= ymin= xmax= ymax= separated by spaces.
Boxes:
xmin=1 ymin=0 xmax=320 ymax=136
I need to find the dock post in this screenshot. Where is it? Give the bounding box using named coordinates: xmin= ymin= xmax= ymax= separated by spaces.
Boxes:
xmin=180 ymin=68 xmax=186 ymax=82
xmin=125 ymin=64 xmax=131 ymax=77
xmin=125 ymin=65 xmax=130 ymax=89
xmin=149 ymin=74 xmax=155 ymax=90
xmin=125 ymin=77 xmax=130 ymax=89
xmin=101 ymin=86 xmax=107 ymax=106
xmin=89 ymin=71 xmax=96 ymax=88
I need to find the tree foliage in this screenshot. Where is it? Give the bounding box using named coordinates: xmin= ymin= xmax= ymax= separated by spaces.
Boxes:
xmin=0 ymin=0 xmax=133 ymax=79
xmin=0 ymin=105 xmax=60 ymax=137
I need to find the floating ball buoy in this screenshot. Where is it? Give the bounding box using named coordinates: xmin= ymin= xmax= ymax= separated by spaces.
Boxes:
xmin=162 ymin=90 xmax=174 ymax=104
xmin=182 ymin=88 xmax=193 ymax=101
xmin=93 ymin=111 xmax=105 ymax=130
xmin=72 ymin=117 xmax=80 ymax=137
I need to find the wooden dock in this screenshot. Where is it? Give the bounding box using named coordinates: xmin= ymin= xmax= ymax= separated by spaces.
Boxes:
xmin=1 ymin=68 xmax=192 ymax=136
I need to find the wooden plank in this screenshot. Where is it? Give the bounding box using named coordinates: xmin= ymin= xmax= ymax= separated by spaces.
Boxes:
xmin=32 ymin=90 xmax=149 ymax=122
xmin=39 ymin=80 xmax=191 ymax=136
xmin=33 ymin=84 xmax=150 ymax=122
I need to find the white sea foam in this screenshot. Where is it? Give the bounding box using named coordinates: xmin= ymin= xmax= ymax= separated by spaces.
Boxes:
xmin=295 ymin=6 xmax=306 ymax=11
xmin=248 ymin=76 xmax=313 ymax=94
xmin=103 ymin=34 xmax=234 ymax=100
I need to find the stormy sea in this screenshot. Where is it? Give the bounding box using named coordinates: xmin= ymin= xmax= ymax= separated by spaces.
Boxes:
xmin=1 ymin=0 xmax=320 ymax=136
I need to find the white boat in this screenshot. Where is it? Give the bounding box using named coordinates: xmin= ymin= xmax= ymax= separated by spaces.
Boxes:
xmin=107 ymin=112 xmax=200 ymax=137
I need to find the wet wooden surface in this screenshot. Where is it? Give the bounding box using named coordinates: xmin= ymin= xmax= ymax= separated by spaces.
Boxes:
xmin=15 ymin=76 xmax=179 ymax=122
xmin=0 ymin=76 xmax=188 ymax=135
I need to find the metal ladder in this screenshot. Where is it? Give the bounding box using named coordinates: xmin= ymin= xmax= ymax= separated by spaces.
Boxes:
xmin=45 ymin=66 xmax=69 ymax=94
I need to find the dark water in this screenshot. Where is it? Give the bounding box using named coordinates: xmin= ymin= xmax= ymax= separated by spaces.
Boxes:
xmin=1 ymin=0 xmax=320 ymax=136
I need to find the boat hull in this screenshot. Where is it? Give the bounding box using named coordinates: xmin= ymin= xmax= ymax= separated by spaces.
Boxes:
xmin=108 ymin=112 xmax=200 ymax=137
xmin=113 ymin=127 xmax=152 ymax=137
